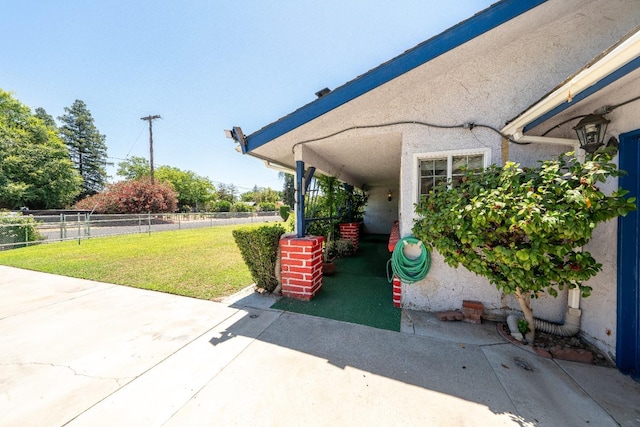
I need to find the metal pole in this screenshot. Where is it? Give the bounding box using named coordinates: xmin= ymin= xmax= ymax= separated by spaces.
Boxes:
xmin=295 ymin=160 xmax=305 ymax=237
xmin=77 ymin=212 xmax=81 ymax=245
xmin=148 ymin=212 xmax=152 ymax=236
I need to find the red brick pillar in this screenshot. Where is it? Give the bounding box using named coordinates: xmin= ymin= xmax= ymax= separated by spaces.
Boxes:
xmin=339 ymin=222 xmax=360 ymax=251
xmin=392 ymin=276 xmax=402 ymax=307
xmin=280 ymin=235 xmax=324 ymax=301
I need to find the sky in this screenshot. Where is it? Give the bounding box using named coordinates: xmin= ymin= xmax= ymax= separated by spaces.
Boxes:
xmin=1 ymin=0 xmax=495 ymax=194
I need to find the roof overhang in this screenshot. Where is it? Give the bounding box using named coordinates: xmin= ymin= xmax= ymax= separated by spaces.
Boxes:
xmin=502 ymin=26 xmax=640 ymax=144
xmin=237 ymin=0 xmax=546 ymax=157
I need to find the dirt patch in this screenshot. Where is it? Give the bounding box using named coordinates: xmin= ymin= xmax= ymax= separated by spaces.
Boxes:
xmin=503 ymin=322 xmax=614 ymax=367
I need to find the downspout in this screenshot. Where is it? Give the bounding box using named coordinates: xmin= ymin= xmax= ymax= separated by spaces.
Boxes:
xmin=505 ymin=131 xmax=583 ymax=340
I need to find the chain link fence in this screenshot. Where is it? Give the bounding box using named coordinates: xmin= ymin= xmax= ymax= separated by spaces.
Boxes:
xmin=0 ymin=212 xmax=282 ymax=251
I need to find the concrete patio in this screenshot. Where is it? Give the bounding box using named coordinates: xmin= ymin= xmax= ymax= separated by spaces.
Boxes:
xmin=1 ymin=265 xmax=639 ymax=426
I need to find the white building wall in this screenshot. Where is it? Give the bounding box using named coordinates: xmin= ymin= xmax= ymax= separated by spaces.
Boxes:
xmin=393 ymin=0 xmax=640 ymax=357
xmin=363 ymin=186 xmax=398 ymax=235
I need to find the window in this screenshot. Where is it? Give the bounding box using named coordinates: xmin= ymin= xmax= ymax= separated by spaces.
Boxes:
xmin=417 ymin=149 xmax=490 ymax=197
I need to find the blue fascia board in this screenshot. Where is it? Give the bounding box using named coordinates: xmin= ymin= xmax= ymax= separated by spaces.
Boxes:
xmin=524 ymin=56 xmax=640 ymax=132
xmin=244 ymin=0 xmax=547 ymax=153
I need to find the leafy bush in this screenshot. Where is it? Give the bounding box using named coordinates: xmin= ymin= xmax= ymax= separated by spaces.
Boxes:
xmin=233 ymin=202 xmax=255 ymax=213
xmin=0 ymin=212 xmax=42 ymax=248
xmin=284 ymin=211 xmax=295 ymax=232
xmin=73 ymin=179 xmax=178 ymax=213
xmin=413 ymin=152 xmax=636 ymax=341
xmin=329 ymin=238 xmax=355 ymax=257
xmin=232 ymin=224 xmax=285 ymax=292
xmin=258 ymin=202 xmax=276 ymax=212
xmin=212 ymin=200 xmax=231 ymax=212
xmin=279 ymin=205 xmax=290 ymax=221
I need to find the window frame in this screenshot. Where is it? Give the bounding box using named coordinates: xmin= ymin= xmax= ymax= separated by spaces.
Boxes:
xmin=413 ymin=148 xmax=491 ymax=203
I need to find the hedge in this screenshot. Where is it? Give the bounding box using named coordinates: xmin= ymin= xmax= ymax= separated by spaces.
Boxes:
xmin=232 ymin=224 xmax=285 ymax=292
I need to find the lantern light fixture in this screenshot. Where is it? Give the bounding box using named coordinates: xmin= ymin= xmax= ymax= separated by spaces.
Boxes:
xmin=573 ymin=114 xmax=610 ymax=153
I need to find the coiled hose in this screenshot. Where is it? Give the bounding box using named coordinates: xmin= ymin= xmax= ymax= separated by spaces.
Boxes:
xmin=387 ymin=236 xmax=431 ymax=283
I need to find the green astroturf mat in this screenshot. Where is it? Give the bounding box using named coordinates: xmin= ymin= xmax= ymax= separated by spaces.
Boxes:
xmin=271 ymin=234 xmax=401 ymax=331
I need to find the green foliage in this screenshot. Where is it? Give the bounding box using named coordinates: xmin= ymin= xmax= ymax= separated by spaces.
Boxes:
xmin=241 ymin=186 xmax=281 ymax=205
xmin=216 ymin=183 xmax=238 ymax=203
xmin=284 ymin=211 xmax=295 ymax=232
xmin=306 ymin=175 xmax=368 ymax=239
xmin=280 ymin=172 xmax=295 ymax=209
xmin=212 ymin=200 xmax=231 ymax=212
xmin=517 ymin=319 xmax=530 ymax=336
xmin=58 ymin=100 xmax=108 ymax=199
xmin=232 ymin=224 xmax=285 ymax=292
xmin=0 ymin=89 xmax=81 ymax=209
xmin=117 ymin=158 xmax=216 ymax=211
xmin=116 ymin=156 xmax=150 ymax=180
xmin=329 ymin=238 xmax=355 ymax=258
xmin=73 ymin=179 xmax=178 ymax=213
xmin=413 ymin=152 xmax=636 ymax=300
xmin=155 ymin=166 xmax=216 ymax=211
xmin=279 ymin=205 xmax=290 ymax=221
xmin=0 ymin=212 xmax=42 ymax=248
xmin=258 ymin=202 xmax=276 ymax=212
xmin=233 ymin=202 xmax=255 ymax=213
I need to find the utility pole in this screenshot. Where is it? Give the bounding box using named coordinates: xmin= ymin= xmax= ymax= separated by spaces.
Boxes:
xmin=140 ymin=115 xmax=161 ymax=184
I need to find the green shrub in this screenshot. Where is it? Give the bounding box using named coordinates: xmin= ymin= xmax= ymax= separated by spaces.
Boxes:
xmin=285 ymin=211 xmax=295 ymax=232
xmin=258 ymin=202 xmax=276 ymax=212
xmin=213 ymin=200 xmax=231 ymax=212
xmin=233 ymin=202 xmax=254 ymax=213
xmin=279 ymin=206 xmax=290 ymax=221
xmin=0 ymin=213 xmax=42 ymax=249
xmin=232 ymin=224 xmax=285 ymax=292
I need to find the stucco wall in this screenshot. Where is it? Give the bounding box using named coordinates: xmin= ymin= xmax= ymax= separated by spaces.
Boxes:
xmin=393 ymin=0 xmax=640 ymax=358
xmin=363 ymin=186 xmax=398 ymax=235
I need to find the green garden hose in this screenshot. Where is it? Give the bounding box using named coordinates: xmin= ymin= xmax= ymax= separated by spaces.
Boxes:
xmin=387 ymin=236 xmax=431 ymax=284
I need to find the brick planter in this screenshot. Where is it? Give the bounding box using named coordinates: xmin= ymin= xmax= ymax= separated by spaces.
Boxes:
xmin=339 ymin=222 xmax=360 ymax=251
xmin=279 ymin=235 xmax=324 ymax=301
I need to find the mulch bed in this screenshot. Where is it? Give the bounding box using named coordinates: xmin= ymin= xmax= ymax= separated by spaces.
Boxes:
xmin=498 ymin=322 xmax=614 ymax=367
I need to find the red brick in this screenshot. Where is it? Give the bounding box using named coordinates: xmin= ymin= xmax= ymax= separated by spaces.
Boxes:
xmin=549 ymin=347 xmax=594 ymax=364
xmin=281 ymin=258 xmax=304 ymax=267
xmin=462 ymin=307 xmax=483 ymax=317
xmin=462 ymin=300 xmax=484 ymax=311
xmin=462 ymin=316 xmax=482 ymax=325
xmin=437 ymin=310 xmax=463 ymax=321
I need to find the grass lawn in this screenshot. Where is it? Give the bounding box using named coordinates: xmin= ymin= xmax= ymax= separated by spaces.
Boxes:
xmin=0 ymin=224 xmax=262 ymax=301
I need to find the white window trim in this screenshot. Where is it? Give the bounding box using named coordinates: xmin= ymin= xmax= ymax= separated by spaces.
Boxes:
xmin=412 ymin=148 xmax=491 ymax=207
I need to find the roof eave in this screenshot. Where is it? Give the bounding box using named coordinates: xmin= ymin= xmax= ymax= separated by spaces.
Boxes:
xmin=243 ymin=0 xmax=547 ymax=153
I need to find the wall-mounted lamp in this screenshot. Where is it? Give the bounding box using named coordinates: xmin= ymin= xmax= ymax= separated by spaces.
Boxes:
xmin=573 ymin=114 xmax=610 ymax=153
xmin=387 ymin=190 xmax=393 ymax=202
xmin=223 ymin=126 xmax=246 ymax=147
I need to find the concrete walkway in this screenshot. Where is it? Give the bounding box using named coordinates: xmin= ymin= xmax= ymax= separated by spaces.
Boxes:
xmin=1 ymin=266 xmax=639 ymax=426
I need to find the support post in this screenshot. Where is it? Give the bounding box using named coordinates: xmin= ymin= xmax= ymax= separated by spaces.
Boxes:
xmin=295 ymin=160 xmax=305 ymax=238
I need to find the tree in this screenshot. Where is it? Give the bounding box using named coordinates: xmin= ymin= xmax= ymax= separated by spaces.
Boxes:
xmin=58 ymin=100 xmax=108 ymax=199
xmin=240 ymin=186 xmax=281 ymax=204
xmin=216 ymin=183 xmax=238 ymax=203
xmin=155 ymin=166 xmax=216 ymax=211
xmin=280 ymin=172 xmax=295 ymax=209
xmin=116 ymin=158 xmax=216 ymax=211
xmin=0 ymin=89 xmax=81 ymax=209
xmin=34 ymin=107 xmax=56 ymax=129
xmin=116 ymin=155 xmax=150 ymax=180
xmin=413 ymin=152 xmax=636 ymax=342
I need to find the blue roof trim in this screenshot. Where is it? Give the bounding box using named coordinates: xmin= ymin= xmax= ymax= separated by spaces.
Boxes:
xmin=244 ymin=0 xmax=547 ymax=153
xmin=524 ymin=56 xmax=640 ymax=132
